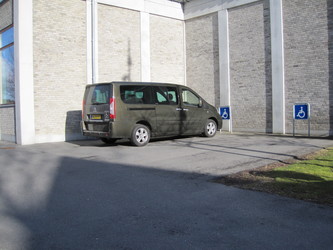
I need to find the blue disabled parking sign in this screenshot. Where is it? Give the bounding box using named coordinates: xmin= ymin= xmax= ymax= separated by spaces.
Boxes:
xmin=293 ymin=103 xmax=310 ymax=120
xmin=220 ymin=106 xmax=230 ymax=120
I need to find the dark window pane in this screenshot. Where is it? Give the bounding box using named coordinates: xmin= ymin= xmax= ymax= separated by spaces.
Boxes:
xmin=85 ymin=84 xmax=110 ymax=105
xmin=153 ymin=86 xmax=178 ymax=105
xmin=182 ymin=89 xmax=200 ymax=106
xmin=165 ymin=87 xmax=178 ymax=105
xmin=120 ymin=86 xmax=153 ymax=104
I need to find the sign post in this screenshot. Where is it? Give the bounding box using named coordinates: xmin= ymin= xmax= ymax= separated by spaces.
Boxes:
xmin=293 ymin=103 xmax=310 ymax=136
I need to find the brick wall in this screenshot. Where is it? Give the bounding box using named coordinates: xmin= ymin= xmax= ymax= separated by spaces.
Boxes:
xmin=0 ymin=0 xmax=12 ymax=30
xmin=283 ymin=0 xmax=331 ymax=135
xmin=98 ymin=5 xmax=141 ymax=82
xmin=33 ymin=0 xmax=87 ymax=141
xmin=0 ymin=106 xmax=15 ymax=142
xmin=150 ymin=15 xmax=185 ymax=84
xmin=229 ymin=0 xmax=272 ymax=133
xmin=22 ymin=0 xmax=333 ymax=142
xmin=185 ymin=13 xmax=219 ymax=107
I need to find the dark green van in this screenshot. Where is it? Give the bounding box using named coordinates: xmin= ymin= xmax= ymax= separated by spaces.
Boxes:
xmin=81 ymin=82 xmax=222 ymax=146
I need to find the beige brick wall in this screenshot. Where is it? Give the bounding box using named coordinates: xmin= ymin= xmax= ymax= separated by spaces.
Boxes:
xmin=33 ymin=0 xmax=86 ymax=141
xmin=98 ymin=5 xmax=141 ymax=82
xmin=150 ymin=15 xmax=185 ymax=85
xmin=229 ymin=1 xmax=272 ymax=133
xmin=283 ymin=0 xmax=331 ymax=135
xmin=0 ymin=0 xmax=12 ymax=30
xmin=0 ymin=106 xmax=15 ymax=142
xmin=25 ymin=0 xmax=333 ymax=142
xmin=185 ymin=13 xmax=219 ymax=106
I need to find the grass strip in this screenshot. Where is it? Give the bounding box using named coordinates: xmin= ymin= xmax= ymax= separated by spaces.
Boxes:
xmin=216 ymin=148 xmax=333 ymax=207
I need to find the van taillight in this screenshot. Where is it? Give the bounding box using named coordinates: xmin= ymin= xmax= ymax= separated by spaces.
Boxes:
xmin=110 ymin=97 xmax=116 ymax=119
xmin=82 ymin=100 xmax=86 ymax=119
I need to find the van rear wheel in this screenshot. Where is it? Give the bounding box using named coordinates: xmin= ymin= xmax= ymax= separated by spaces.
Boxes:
xmin=131 ymin=124 xmax=150 ymax=146
xmin=204 ymin=119 xmax=217 ymax=137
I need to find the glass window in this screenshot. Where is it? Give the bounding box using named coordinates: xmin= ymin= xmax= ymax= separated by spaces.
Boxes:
xmin=182 ymin=89 xmax=200 ymax=106
xmin=120 ymin=85 xmax=153 ymax=104
xmin=166 ymin=88 xmax=178 ymax=104
xmin=1 ymin=26 xmax=15 ymax=105
xmin=1 ymin=27 xmax=14 ymax=48
xmin=85 ymin=84 xmax=110 ymax=105
xmin=153 ymin=86 xmax=178 ymax=105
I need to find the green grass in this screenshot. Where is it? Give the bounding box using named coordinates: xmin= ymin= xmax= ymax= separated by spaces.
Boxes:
xmin=217 ymin=148 xmax=333 ymax=206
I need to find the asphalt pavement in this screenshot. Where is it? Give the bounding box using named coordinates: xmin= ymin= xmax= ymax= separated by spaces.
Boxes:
xmin=0 ymin=133 xmax=333 ymax=250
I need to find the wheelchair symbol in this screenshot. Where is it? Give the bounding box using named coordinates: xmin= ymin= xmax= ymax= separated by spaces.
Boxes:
xmin=221 ymin=109 xmax=229 ymax=119
xmin=296 ymin=107 xmax=306 ymax=119
xmin=294 ymin=104 xmax=309 ymax=120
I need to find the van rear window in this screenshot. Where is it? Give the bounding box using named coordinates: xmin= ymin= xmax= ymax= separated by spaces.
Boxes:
xmin=85 ymin=84 xmax=110 ymax=105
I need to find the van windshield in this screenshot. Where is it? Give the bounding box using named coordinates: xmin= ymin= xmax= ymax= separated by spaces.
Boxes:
xmin=85 ymin=84 xmax=110 ymax=105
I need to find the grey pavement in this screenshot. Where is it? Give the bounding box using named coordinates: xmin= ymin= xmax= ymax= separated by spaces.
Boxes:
xmin=0 ymin=133 xmax=333 ymax=249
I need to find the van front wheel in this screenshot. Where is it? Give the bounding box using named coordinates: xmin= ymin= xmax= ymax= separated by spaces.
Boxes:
xmin=204 ymin=119 xmax=217 ymax=137
xmin=131 ymin=124 xmax=150 ymax=146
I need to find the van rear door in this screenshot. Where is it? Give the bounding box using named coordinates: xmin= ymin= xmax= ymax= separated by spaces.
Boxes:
xmin=82 ymin=83 xmax=112 ymax=133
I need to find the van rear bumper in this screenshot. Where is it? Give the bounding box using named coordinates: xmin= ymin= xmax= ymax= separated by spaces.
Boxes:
xmin=81 ymin=121 xmax=111 ymax=138
xmin=83 ymin=130 xmax=110 ymax=137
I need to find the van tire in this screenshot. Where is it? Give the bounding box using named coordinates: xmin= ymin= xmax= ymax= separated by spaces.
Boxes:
xmin=204 ymin=119 xmax=217 ymax=137
xmin=131 ymin=124 xmax=150 ymax=146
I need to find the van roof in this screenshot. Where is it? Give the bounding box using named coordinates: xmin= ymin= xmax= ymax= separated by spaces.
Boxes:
xmin=88 ymin=81 xmax=181 ymax=87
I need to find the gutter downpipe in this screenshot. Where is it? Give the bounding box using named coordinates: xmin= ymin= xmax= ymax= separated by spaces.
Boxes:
xmin=91 ymin=0 xmax=97 ymax=84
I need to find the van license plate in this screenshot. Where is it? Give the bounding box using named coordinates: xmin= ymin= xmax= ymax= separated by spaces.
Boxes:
xmin=91 ymin=114 xmax=102 ymax=120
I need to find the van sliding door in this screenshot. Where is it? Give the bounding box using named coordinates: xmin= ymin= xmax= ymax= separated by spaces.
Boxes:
xmin=153 ymin=86 xmax=182 ymax=136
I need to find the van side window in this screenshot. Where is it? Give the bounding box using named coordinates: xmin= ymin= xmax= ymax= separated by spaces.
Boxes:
xmin=153 ymin=87 xmax=178 ymax=105
xmin=182 ymin=89 xmax=200 ymax=107
xmin=120 ymin=86 xmax=153 ymax=104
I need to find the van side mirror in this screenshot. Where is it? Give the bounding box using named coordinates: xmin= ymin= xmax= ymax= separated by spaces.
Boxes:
xmin=198 ymin=99 xmax=203 ymax=108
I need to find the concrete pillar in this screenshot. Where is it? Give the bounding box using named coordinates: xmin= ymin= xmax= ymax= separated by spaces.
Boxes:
xmin=14 ymin=0 xmax=35 ymax=145
xmin=218 ymin=9 xmax=232 ymax=132
xmin=270 ymin=0 xmax=285 ymax=134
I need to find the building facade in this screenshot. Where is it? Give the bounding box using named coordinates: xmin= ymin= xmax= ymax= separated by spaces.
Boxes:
xmin=0 ymin=0 xmax=332 ymax=144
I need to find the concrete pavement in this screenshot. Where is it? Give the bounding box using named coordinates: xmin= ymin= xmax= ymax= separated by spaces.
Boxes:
xmin=0 ymin=133 xmax=332 ymax=249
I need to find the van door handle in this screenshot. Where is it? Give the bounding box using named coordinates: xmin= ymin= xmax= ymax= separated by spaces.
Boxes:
xmin=176 ymin=108 xmax=189 ymax=111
